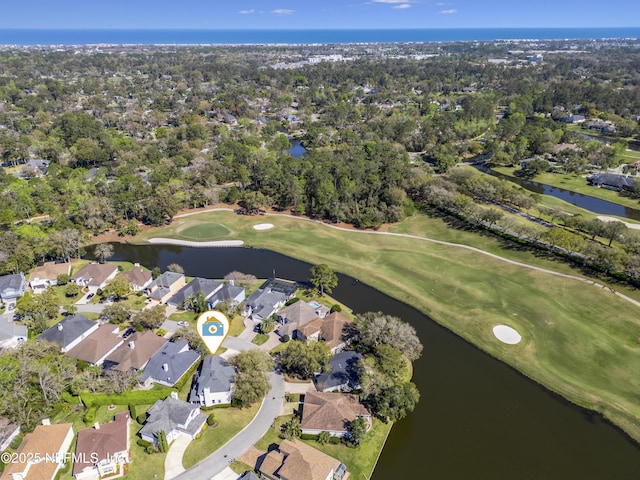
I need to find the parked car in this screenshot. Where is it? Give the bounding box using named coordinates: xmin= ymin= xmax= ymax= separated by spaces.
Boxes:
xmin=122 ymin=328 xmax=135 ymax=339
xmin=177 ymin=321 xmax=189 ymax=327
xmin=86 ymin=293 xmax=95 ymax=300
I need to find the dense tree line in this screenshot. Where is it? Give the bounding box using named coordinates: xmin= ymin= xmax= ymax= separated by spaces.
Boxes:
xmin=0 ymin=42 xmax=639 ymax=278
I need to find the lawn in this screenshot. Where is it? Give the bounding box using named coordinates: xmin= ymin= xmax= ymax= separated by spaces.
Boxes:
xmin=228 ymin=313 xmax=247 ymax=337
xmin=492 ymin=165 xmax=640 ymax=215
xmin=127 ymin=428 xmax=166 ymax=480
xmin=182 ymin=403 xmax=260 ymax=469
xmin=135 ymin=209 xmax=640 ymax=442
xmin=251 ymin=333 xmax=269 ymax=345
xmin=169 ymin=310 xmax=198 ymax=322
xmin=253 ymin=415 xmax=392 ymax=480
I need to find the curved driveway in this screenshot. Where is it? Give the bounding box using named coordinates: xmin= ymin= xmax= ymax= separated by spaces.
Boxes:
xmin=171 ymin=338 xmax=285 ymax=480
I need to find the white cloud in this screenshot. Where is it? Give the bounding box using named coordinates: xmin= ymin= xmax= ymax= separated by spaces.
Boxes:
xmin=238 ymin=9 xmax=255 ymax=14
xmin=393 ymin=4 xmax=412 ymax=9
xmin=440 ymin=9 xmax=457 ymax=14
xmin=272 ymin=9 xmax=295 ymax=15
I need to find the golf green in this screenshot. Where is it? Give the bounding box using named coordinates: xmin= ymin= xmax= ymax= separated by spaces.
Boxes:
xmin=178 ymin=223 xmax=230 ymax=240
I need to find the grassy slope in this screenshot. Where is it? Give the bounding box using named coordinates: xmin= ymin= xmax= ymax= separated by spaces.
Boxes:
xmin=493 ymin=166 xmax=640 ymax=214
xmin=135 ymin=210 xmax=640 ymax=441
xmin=182 ymin=403 xmax=260 ymax=469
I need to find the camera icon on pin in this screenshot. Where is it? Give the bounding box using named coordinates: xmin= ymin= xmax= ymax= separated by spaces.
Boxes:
xmin=202 ymin=320 xmax=224 ymax=337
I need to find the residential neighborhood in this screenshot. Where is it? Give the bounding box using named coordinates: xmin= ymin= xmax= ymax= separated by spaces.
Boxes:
xmin=0 ymin=259 xmax=411 ymax=480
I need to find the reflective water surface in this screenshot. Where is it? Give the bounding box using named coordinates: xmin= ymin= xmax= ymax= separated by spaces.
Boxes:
xmin=111 ymin=244 xmax=640 ymax=479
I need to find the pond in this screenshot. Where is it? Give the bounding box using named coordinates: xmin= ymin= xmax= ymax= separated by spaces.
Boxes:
xmin=289 ymin=139 xmax=307 ymax=159
xmin=110 ymin=244 xmax=640 ymax=479
xmin=479 ymin=165 xmax=640 ymax=221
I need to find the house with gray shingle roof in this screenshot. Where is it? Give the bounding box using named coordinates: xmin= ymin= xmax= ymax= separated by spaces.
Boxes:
xmin=208 ymin=283 xmax=245 ymax=309
xmin=139 ymin=392 xmax=207 ymax=445
xmin=167 ymin=277 xmax=223 ymax=308
xmin=189 ymin=355 xmax=236 ymax=407
xmin=0 ymin=273 xmax=27 ymax=303
xmin=139 ymin=340 xmax=200 ymax=387
xmin=145 ymin=272 xmax=186 ymax=303
xmin=238 ymin=472 xmax=261 ymax=480
xmin=38 ymin=314 xmax=99 ymax=353
xmin=587 ymin=172 xmax=637 ymax=192
xmin=314 ymin=351 xmax=363 ymax=393
xmin=243 ymin=278 xmax=297 ymax=322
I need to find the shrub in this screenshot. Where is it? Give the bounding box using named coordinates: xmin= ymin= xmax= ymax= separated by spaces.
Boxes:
xmin=84 ymin=407 xmax=97 ymax=424
xmin=281 ymin=334 xmax=290 ymax=343
xmin=318 ymin=431 xmax=331 ymax=445
xmin=300 ymin=433 xmax=319 ymax=441
xmin=136 ymin=438 xmax=153 ymax=448
xmin=329 ymin=436 xmax=341 ymax=445
xmin=330 ymin=304 xmax=342 ymax=313
xmin=207 ymin=413 xmax=216 ymax=426
xmin=173 ymin=357 xmax=202 ymax=390
xmin=284 ymin=297 xmax=300 ymax=306
xmin=145 ymin=445 xmax=157 ymax=455
xmin=156 ymin=329 xmax=167 ymax=337
xmin=137 ymin=414 xmax=147 ymax=425
xmin=61 ymin=391 xmax=79 ymax=404
xmin=10 ymin=434 xmax=23 ymax=450
xmin=81 ymin=388 xmax=176 ymax=408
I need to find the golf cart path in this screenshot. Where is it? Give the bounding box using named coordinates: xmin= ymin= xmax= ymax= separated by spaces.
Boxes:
xmin=149 ymin=208 xmax=640 ymax=310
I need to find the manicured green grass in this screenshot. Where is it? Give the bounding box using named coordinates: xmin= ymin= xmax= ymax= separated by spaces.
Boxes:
xmin=493 ymin=166 xmax=640 ymax=215
xmin=120 ymin=293 xmax=148 ymax=310
xmin=169 ymin=311 xmax=198 ymax=322
xmin=136 ymin=210 xmax=640 ymax=442
xmin=175 ymin=222 xmax=231 ymax=240
xmin=182 ymin=403 xmax=260 ymax=469
xmin=251 ymin=333 xmax=269 ymax=345
xmin=301 ymin=420 xmax=393 ymax=480
xmin=253 ymin=415 xmax=392 ymax=480
xmin=128 ymin=428 xmax=166 ymax=480
xmin=228 ymin=314 xmax=247 ymax=337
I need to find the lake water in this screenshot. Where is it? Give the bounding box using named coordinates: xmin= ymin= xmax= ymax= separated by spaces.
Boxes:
xmin=289 ymin=140 xmax=307 ymax=159
xmin=110 ymin=244 xmax=640 ymax=479
xmin=479 ymin=166 xmax=640 ymax=221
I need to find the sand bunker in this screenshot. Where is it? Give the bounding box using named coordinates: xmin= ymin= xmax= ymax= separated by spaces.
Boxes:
xmin=493 ymin=325 xmax=522 ymax=345
xmin=253 ymin=223 xmax=274 ymax=230
xmin=148 ymin=238 xmax=244 ymax=247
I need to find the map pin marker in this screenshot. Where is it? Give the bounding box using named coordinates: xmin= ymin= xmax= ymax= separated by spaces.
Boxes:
xmin=196 ymin=310 xmax=230 ymax=355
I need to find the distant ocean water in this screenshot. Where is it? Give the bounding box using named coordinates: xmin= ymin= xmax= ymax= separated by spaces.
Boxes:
xmin=0 ymin=28 xmax=639 ymax=46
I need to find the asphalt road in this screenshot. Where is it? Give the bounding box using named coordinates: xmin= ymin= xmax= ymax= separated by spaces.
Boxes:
xmin=172 ymin=370 xmax=285 ymax=480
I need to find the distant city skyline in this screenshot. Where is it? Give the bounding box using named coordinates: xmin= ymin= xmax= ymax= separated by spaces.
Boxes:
xmin=1 ymin=0 xmax=639 ymax=30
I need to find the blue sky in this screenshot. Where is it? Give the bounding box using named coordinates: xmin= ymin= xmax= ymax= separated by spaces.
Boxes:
xmin=1 ymin=0 xmax=638 ymax=29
